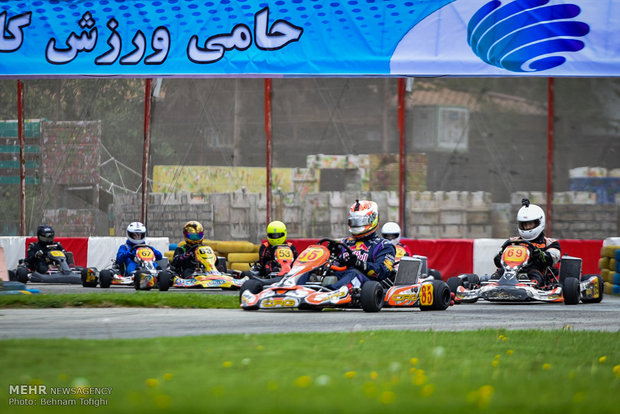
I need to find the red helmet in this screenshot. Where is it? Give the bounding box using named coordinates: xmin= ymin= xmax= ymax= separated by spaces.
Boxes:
xmin=347 ymin=200 xmax=379 ymax=239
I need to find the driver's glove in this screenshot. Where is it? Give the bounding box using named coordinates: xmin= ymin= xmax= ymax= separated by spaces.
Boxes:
xmin=35 ymin=250 xmax=44 ymax=258
xmin=342 ymin=252 xmax=367 ymax=273
xmin=533 ymin=248 xmax=551 ymax=267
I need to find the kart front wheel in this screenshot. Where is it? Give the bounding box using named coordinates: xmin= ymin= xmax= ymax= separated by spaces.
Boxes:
xmin=360 ymin=280 xmax=384 ymax=313
xmin=99 ymin=269 xmax=113 ymax=288
xmin=580 ymin=274 xmax=603 ymax=304
xmin=447 ymin=277 xmax=463 ymax=294
xmin=240 ymin=279 xmax=263 ymax=300
xmin=563 ymin=277 xmax=580 ymax=305
xmin=420 ymin=280 xmax=451 ymax=311
xmin=158 ymin=270 xmax=172 ymax=291
xmin=15 ymin=267 xmax=29 ymax=284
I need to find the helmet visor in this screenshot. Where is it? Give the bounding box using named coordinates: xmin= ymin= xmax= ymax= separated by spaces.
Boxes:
xmin=186 ymin=231 xmax=204 ymax=241
xmin=267 ymin=232 xmax=285 ymax=240
xmin=128 ymin=232 xmax=145 ymax=241
xmin=518 ymin=219 xmax=540 ymax=231
xmin=348 ymin=216 xmax=372 ymax=228
xmin=383 ymin=233 xmax=399 ymax=240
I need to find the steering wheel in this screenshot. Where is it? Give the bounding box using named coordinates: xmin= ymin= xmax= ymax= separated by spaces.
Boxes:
xmin=317 ymin=238 xmax=355 ymax=271
xmin=502 ymin=239 xmax=537 ymax=252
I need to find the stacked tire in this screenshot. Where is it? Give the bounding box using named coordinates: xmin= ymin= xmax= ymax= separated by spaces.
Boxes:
xmin=207 ymin=240 xmax=259 ymax=272
xmin=599 ymin=245 xmax=620 ymax=296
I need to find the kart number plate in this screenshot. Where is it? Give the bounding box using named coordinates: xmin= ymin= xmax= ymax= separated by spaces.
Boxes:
xmin=502 ymin=245 xmax=528 ymax=267
xmin=137 ymin=248 xmax=155 ymax=261
xmin=420 ymin=283 xmax=433 ymax=306
xmin=275 ymin=246 xmax=293 ymax=260
xmin=50 ymin=250 xmax=65 ymax=258
xmin=296 ymin=246 xmax=328 ymax=265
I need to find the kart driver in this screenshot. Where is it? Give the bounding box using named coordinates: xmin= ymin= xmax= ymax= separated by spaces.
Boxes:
xmin=323 ymin=200 xmax=396 ymax=293
xmin=171 ymin=220 xmax=210 ymax=278
xmin=381 ymin=221 xmax=412 ymax=260
xmin=21 ymin=225 xmax=67 ymax=274
xmin=116 ymin=222 xmax=163 ymax=276
xmin=492 ymin=199 xmax=561 ymax=286
xmin=255 ymin=220 xmax=299 ymax=276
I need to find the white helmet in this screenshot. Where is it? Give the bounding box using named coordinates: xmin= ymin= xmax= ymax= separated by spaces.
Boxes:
xmin=517 ymin=199 xmax=545 ymax=241
xmin=126 ymin=222 xmax=147 ymax=245
xmin=381 ymin=222 xmax=401 ymax=245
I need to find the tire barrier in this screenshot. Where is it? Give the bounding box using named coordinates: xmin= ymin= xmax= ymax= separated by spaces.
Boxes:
xmin=599 ymin=245 xmax=620 ymax=296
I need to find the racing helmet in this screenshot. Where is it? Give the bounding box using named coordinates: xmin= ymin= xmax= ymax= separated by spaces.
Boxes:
xmin=37 ymin=225 xmax=55 ymax=245
xmin=348 ymin=200 xmax=379 ymax=239
xmin=183 ymin=221 xmax=204 ymax=245
xmin=267 ymin=220 xmax=287 ymax=246
xmin=126 ymin=222 xmax=147 ymax=245
xmin=381 ymin=222 xmax=401 ymax=245
xmin=517 ymin=199 xmax=545 ymax=241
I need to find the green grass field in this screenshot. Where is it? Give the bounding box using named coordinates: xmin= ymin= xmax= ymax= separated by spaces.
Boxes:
xmin=1 ymin=330 xmax=618 ymax=413
xmin=0 ymin=292 xmax=239 ymax=309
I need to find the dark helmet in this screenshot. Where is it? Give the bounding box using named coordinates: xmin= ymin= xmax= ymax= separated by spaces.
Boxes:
xmin=37 ymin=225 xmax=55 ymax=245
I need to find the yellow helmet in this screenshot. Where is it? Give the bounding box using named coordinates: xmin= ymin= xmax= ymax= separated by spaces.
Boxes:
xmin=267 ymin=220 xmax=287 ymax=246
xmin=183 ymin=221 xmax=204 ymax=245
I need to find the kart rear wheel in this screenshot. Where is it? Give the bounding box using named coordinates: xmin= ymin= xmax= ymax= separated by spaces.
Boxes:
xmin=580 ymin=274 xmax=603 ymax=303
xmin=360 ymin=280 xmax=384 ymax=313
xmin=15 ymin=267 xmax=29 ymax=284
xmin=447 ymin=277 xmax=463 ymax=294
xmin=563 ymin=277 xmax=580 ymax=305
xmin=99 ymin=269 xmax=113 ymax=288
xmin=463 ymin=273 xmax=480 ymax=289
xmin=158 ymin=270 xmax=172 ymax=291
xmin=420 ymin=280 xmax=451 ymax=311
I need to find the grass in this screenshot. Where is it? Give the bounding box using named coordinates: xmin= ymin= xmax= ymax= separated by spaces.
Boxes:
xmin=0 ymin=330 xmax=619 ymax=413
xmin=0 ymin=292 xmax=239 ymax=309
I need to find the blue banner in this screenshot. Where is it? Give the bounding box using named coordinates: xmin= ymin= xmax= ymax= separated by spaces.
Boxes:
xmin=0 ymin=0 xmax=618 ymax=77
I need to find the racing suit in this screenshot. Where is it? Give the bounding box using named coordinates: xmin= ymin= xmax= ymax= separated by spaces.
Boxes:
xmin=171 ymin=241 xmax=209 ymax=278
xmin=116 ymin=241 xmax=163 ymax=276
xmin=24 ymin=241 xmax=68 ymax=273
xmin=329 ymin=233 xmax=396 ymax=290
xmin=257 ymin=241 xmax=299 ymax=276
xmin=493 ymin=233 xmax=561 ymax=286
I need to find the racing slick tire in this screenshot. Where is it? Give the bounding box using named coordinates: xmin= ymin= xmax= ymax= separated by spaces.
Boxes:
xmin=563 ymin=277 xmax=580 ymax=305
xmin=463 ymin=273 xmax=480 ymax=289
xmin=81 ymin=268 xmax=98 ymax=287
xmin=360 ymin=280 xmax=384 ymax=313
xmin=580 ymin=274 xmax=604 ymax=303
xmin=15 ymin=267 xmax=29 ymax=284
xmin=158 ymin=270 xmax=173 ymax=291
xmin=99 ymin=269 xmax=113 ymax=288
xmin=429 ymin=269 xmax=442 ymax=281
xmin=420 ymin=280 xmax=451 ymax=311
xmin=240 ymin=278 xmax=263 ymax=300
xmin=447 ymin=276 xmax=463 ymax=294
xmin=133 ymin=271 xmax=142 ymax=291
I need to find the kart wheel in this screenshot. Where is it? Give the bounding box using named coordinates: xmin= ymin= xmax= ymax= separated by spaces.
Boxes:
xmin=239 ymin=279 xmax=263 ymax=301
xmin=81 ymin=268 xmax=98 ymax=287
xmin=429 ymin=268 xmax=442 ymax=281
xmin=360 ymin=280 xmax=384 ymax=313
xmin=463 ymin=273 xmax=480 ymax=289
xmin=158 ymin=270 xmax=172 ymax=291
xmin=562 ymin=277 xmax=580 ymax=305
xmin=15 ymin=267 xmax=29 ymax=284
xmin=420 ymin=280 xmax=451 ymax=311
xmin=447 ymin=277 xmax=463 ymax=294
xmin=133 ymin=272 xmax=141 ymax=291
xmin=99 ymin=269 xmax=113 ymax=288
xmin=580 ymin=274 xmax=603 ymax=303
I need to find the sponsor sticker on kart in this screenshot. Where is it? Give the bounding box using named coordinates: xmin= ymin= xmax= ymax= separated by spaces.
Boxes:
xmin=502 ymin=245 xmax=529 ymax=268
xmin=275 ymin=246 xmax=294 ymax=260
xmin=260 ymin=297 xmax=299 ymax=308
xmin=50 ymin=250 xmax=65 ymax=258
xmin=136 ymin=248 xmax=155 ymax=261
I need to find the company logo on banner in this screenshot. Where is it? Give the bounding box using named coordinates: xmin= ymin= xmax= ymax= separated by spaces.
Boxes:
xmin=0 ymin=0 xmax=616 ymax=77
xmin=467 ymin=0 xmax=589 ymax=72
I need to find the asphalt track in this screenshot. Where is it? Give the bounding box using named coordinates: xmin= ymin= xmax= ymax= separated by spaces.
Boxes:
xmin=1 ymin=284 xmax=619 ymax=339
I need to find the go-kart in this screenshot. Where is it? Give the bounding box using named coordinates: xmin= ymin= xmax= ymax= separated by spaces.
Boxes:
xmin=447 ymin=240 xmax=603 ymax=305
xmin=240 ymin=239 xmax=452 ymax=312
xmin=11 ymin=245 xmax=82 ymax=284
xmin=241 ymin=244 xmax=295 ymax=288
xmin=382 ymin=256 xmax=452 ymax=311
xmin=158 ymin=245 xmax=247 ymax=291
xmin=81 ymin=245 xmax=171 ymax=291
